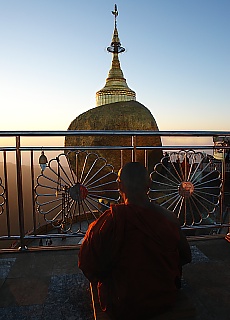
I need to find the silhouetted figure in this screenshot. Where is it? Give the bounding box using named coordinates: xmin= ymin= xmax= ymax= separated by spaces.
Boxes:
xmin=79 ymin=162 xmax=191 ymax=320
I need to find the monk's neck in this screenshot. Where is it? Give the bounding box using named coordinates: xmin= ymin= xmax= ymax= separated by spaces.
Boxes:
xmin=124 ymin=194 xmax=151 ymax=208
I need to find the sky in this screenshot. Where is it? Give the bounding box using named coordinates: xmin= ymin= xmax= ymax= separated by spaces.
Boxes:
xmin=0 ymin=0 xmax=229 ymax=134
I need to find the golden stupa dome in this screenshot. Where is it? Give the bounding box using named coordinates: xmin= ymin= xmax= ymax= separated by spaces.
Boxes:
xmin=66 ymin=101 xmax=162 ymax=172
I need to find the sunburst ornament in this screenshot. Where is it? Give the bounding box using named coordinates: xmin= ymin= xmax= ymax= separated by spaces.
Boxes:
xmin=35 ymin=151 xmax=119 ymax=233
xmin=149 ymin=150 xmax=222 ymax=226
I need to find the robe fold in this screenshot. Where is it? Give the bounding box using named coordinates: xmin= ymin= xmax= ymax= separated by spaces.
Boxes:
xmin=78 ymin=203 xmax=182 ymax=320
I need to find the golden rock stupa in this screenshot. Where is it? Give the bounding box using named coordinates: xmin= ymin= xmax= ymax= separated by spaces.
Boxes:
xmin=65 ymin=5 xmax=162 ymax=172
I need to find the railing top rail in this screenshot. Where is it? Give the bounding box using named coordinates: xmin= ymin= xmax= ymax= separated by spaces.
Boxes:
xmin=0 ymin=145 xmax=229 ymax=152
xmin=0 ymin=130 xmax=229 ymax=137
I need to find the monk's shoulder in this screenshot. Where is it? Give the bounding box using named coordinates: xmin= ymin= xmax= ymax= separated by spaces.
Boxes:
xmin=150 ymin=202 xmax=180 ymax=227
xmin=87 ymin=209 xmax=113 ymax=234
xmin=110 ymin=203 xmax=127 ymax=216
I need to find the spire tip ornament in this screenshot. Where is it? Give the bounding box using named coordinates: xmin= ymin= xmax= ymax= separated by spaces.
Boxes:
xmin=112 ymin=4 xmax=118 ymax=21
xmin=107 ymin=4 xmax=125 ymax=54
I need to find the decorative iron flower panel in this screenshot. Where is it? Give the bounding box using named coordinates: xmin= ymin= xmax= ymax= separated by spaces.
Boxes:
xmin=149 ymin=151 xmax=222 ymax=226
xmin=0 ymin=177 xmax=5 ymax=215
xmin=35 ymin=151 xmax=119 ymax=233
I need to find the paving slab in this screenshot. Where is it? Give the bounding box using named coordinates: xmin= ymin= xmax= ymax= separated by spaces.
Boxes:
xmin=0 ymin=249 xmax=93 ymax=319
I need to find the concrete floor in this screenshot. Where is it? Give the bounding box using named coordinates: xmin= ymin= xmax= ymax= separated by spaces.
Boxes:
xmin=0 ymin=248 xmax=93 ymax=320
xmin=0 ymin=238 xmax=230 ymax=320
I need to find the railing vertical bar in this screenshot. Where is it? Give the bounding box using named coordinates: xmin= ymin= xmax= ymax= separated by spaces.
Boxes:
xmin=30 ymin=150 xmax=37 ymax=234
xmin=16 ymin=136 xmax=26 ymax=250
xmin=3 ymin=150 xmax=10 ymax=237
xmin=132 ymin=135 xmax=137 ymax=162
xmin=120 ymin=149 xmax=123 ymax=168
xmin=144 ymin=149 xmax=148 ymax=170
xmin=220 ymin=151 xmax=226 ymax=224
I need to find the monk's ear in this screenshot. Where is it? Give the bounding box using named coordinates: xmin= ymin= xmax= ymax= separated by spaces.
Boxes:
xmin=118 ymin=180 xmax=125 ymax=193
xmin=117 ymin=169 xmax=125 ymax=192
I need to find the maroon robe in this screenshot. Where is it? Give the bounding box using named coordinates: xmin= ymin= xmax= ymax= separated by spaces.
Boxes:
xmin=78 ymin=203 xmax=181 ymax=320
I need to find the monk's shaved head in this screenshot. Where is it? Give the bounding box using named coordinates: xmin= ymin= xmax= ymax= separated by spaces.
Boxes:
xmin=118 ymin=162 xmax=150 ymax=195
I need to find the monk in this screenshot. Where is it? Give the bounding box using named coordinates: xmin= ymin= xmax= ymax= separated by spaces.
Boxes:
xmin=78 ymin=162 xmax=192 ymax=320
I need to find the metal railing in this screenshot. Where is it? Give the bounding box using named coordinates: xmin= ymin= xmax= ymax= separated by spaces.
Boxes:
xmin=0 ymin=130 xmax=229 ymax=252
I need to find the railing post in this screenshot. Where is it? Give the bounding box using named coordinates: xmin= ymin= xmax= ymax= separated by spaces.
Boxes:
xmin=3 ymin=151 xmax=11 ymax=236
xmin=30 ymin=150 xmax=37 ymax=234
xmin=120 ymin=149 xmax=124 ymax=168
xmin=16 ymin=136 xmax=26 ymax=250
xmin=144 ymin=149 xmax=148 ymax=170
xmin=220 ymin=149 xmax=226 ymax=224
xmin=132 ymin=135 xmax=137 ymax=162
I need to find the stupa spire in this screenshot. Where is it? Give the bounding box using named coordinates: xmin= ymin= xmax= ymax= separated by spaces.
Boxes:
xmin=107 ymin=4 xmax=125 ymax=54
xmin=96 ymin=4 xmax=136 ymax=107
